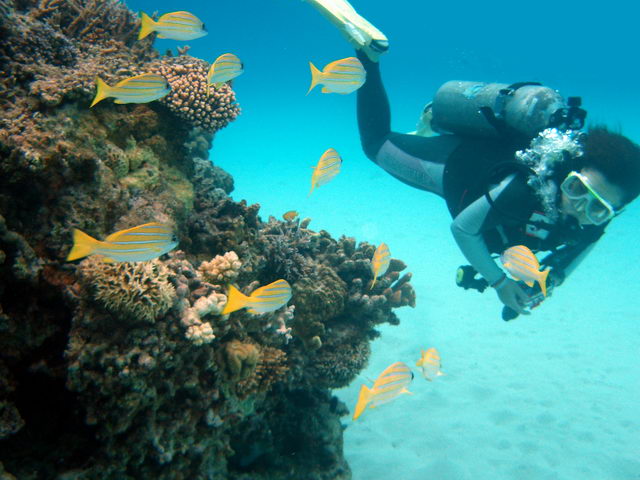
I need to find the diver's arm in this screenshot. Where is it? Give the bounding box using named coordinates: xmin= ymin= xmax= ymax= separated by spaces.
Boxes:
xmin=449 ymin=176 xmax=514 ymax=285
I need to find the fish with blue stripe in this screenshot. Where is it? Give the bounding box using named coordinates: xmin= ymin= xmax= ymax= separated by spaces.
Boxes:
xmin=207 ymin=53 xmax=244 ymax=95
xmin=307 ymin=56 xmax=366 ymax=95
xmin=370 ymin=242 xmax=390 ymax=289
xmin=90 ymin=73 xmax=171 ymax=108
xmin=222 ymin=279 xmax=292 ymax=315
xmin=66 ymin=222 xmax=178 ymax=263
xmin=500 ymin=245 xmax=549 ymax=296
xmin=138 ymin=11 xmax=207 ymax=41
xmin=309 ymin=148 xmax=342 ymax=196
xmin=352 ymin=361 xmax=414 ymax=420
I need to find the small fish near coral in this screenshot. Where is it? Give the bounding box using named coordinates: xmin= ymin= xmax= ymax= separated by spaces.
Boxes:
xmin=416 ymin=347 xmax=444 ymax=381
xmin=207 ymin=53 xmax=244 ymax=95
xmin=500 ymin=245 xmax=549 ymax=296
xmin=222 ymin=279 xmax=292 ymax=315
xmin=138 ymin=11 xmax=207 ymax=41
xmin=352 ymin=361 xmax=414 ymax=420
xmin=66 ymin=222 xmax=178 ymax=263
xmin=307 ymin=56 xmax=366 ymax=95
xmin=309 ymin=148 xmax=342 ymax=196
xmin=90 ymin=74 xmax=171 ymax=107
xmin=370 ymin=242 xmax=390 ymax=289
xmin=282 ymin=210 xmax=299 ymax=221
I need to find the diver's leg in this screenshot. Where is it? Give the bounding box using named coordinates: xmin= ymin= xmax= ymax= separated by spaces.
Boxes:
xmin=302 ymin=0 xmax=388 ymax=61
xmin=356 ymin=51 xmax=461 ymax=196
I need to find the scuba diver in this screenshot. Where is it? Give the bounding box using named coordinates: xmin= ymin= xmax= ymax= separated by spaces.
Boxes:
xmin=304 ymin=0 xmax=640 ymax=319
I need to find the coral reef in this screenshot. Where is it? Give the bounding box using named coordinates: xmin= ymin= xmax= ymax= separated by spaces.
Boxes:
xmin=150 ymin=56 xmax=241 ymax=132
xmin=0 ymin=1 xmax=417 ymax=479
xmin=79 ymin=257 xmax=176 ymax=323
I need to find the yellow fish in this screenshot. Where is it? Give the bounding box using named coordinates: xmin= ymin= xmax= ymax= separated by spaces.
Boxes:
xmin=307 ymin=56 xmax=366 ymax=95
xmin=353 ymin=361 xmax=413 ymax=420
xmin=138 ymin=11 xmax=207 ymax=41
xmin=66 ymin=222 xmax=178 ymax=263
xmin=370 ymin=242 xmax=390 ymax=289
xmin=222 ymin=279 xmax=292 ymax=315
xmin=416 ymin=347 xmax=444 ymax=381
xmin=500 ymin=245 xmax=549 ymax=296
xmin=207 ymin=53 xmax=243 ymax=94
xmin=282 ymin=210 xmax=299 ymax=221
xmin=309 ymin=148 xmax=342 ymax=196
xmin=90 ymin=73 xmax=171 ymax=108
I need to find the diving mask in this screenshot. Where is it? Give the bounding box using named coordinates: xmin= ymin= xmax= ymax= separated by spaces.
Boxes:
xmin=560 ymin=171 xmax=618 ymax=225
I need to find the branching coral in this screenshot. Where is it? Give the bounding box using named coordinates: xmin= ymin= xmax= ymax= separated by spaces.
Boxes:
xmin=149 ymin=56 xmax=241 ymax=133
xmin=79 ymin=257 xmax=176 ymax=323
xmin=199 ymin=251 xmax=242 ymax=284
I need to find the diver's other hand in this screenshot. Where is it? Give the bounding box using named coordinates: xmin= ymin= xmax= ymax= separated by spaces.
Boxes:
xmin=495 ymin=278 xmax=531 ymax=315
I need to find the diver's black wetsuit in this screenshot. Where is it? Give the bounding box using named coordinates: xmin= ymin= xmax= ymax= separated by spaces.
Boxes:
xmin=356 ymin=52 xmax=606 ymax=286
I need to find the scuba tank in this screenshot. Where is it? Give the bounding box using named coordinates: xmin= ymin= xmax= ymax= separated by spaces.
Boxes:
xmin=429 ymin=81 xmax=586 ymax=139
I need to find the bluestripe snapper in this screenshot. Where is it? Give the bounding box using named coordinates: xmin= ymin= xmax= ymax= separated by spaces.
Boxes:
xmin=353 ymin=361 xmax=413 ymax=420
xmin=500 ymin=245 xmax=549 ymax=296
xmin=416 ymin=347 xmax=444 ymax=381
xmin=222 ymin=279 xmax=292 ymax=315
xmin=67 ymin=222 xmax=178 ymax=263
xmin=309 ymin=148 xmax=342 ymax=196
xmin=90 ymin=73 xmax=171 ymax=107
xmin=138 ymin=11 xmax=207 ymax=41
xmin=307 ymin=56 xmax=365 ymax=95
xmin=370 ymin=242 xmax=390 ymax=289
xmin=207 ymin=53 xmax=243 ymax=94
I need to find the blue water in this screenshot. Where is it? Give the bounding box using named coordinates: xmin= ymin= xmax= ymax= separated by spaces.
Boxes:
xmin=128 ymin=1 xmax=640 ymax=478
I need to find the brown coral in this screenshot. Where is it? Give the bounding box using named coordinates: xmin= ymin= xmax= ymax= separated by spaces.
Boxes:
xmin=221 ymin=339 xmax=260 ymax=381
xmin=236 ymin=346 xmax=289 ymax=398
xmin=149 ymin=56 xmax=241 ymax=133
xmin=79 ymin=257 xmax=176 ymax=323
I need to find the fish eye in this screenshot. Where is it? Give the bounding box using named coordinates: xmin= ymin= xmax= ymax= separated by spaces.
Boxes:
xmin=202 ymin=23 xmax=207 ymax=31
xmin=171 ymin=234 xmax=178 ymax=242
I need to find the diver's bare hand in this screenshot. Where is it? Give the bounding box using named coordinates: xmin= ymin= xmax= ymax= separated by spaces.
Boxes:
xmin=495 ymin=278 xmax=531 ymax=315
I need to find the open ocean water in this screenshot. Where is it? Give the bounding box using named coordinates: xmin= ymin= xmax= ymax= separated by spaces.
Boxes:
xmin=128 ymin=1 xmax=639 ymax=478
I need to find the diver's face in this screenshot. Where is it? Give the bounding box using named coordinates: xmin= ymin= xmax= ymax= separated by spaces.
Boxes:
xmin=560 ymin=168 xmax=625 ymax=226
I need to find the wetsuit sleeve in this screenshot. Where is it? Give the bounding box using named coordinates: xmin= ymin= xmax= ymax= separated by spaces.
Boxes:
xmin=449 ymin=177 xmax=513 ymax=285
xmin=356 ymin=50 xmax=461 ymax=193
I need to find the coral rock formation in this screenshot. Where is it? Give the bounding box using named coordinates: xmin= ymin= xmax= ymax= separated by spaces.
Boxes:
xmin=0 ymin=1 xmax=416 ymax=479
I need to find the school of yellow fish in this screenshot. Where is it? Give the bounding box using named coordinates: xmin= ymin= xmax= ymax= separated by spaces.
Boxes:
xmin=72 ymin=7 xmax=551 ymax=425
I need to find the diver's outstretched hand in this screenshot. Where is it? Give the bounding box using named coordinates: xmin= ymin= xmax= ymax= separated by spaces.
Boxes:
xmin=495 ymin=278 xmax=531 ymax=316
xmin=303 ymin=0 xmax=388 ymax=62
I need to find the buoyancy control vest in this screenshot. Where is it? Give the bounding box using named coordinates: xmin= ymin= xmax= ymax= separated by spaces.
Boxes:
xmin=427 ymin=81 xmax=586 ymax=141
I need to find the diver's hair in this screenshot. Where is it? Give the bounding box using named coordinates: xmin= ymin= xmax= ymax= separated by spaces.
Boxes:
xmin=579 ymin=126 xmax=640 ymax=204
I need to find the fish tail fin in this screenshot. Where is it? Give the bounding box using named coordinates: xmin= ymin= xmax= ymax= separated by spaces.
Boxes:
xmin=539 ymin=269 xmax=550 ymax=297
xmin=138 ymin=11 xmax=155 ymax=40
xmin=90 ymin=77 xmax=110 ymax=108
xmin=401 ymin=387 xmax=413 ymax=395
xmin=415 ymin=352 xmax=425 ymax=367
xmin=66 ymin=229 xmax=99 ymax=261
xmin=352 ymin=384 xmax=372 ymax=420
xmin=221 ymin=284 xmax=249 ymax=315
xmin=307 ymin=61 xmax=322 ymax=95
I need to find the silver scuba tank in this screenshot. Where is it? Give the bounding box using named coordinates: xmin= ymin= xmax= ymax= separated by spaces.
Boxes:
xmin=430 ymin=80 xmax=582 ymax=139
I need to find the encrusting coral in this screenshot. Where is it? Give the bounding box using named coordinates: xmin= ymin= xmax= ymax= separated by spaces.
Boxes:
xmin=0 ymin=1 xmax=417 ymax=479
